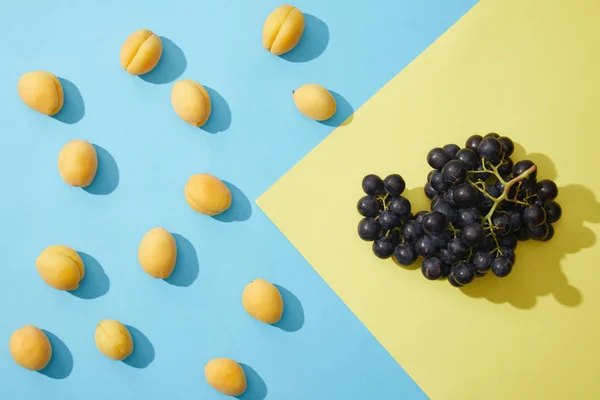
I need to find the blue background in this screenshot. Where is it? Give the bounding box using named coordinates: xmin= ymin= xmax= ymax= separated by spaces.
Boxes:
xmin=0 ymin=0 xmax=476 ymax=398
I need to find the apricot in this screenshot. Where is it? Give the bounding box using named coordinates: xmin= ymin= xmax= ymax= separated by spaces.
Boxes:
xmin=120 ymin=29 xmax=163 ymax=75
xmin=242 ymin=278 xmax=284 ymax=324
xmin=170 ymin=80 xmax=212 ymax=127
xmin=18 ymin=71 xmax=64 ymax=116
xmin=36 ymin=245 xmax=85 ymax=291
xmin=138 ymin=227 xmax=177 ymax=278
xmin=262 ymin=5 xmax=305 ymax=55
xmin=184 ymin=174 xmax=232 ymax=216
xmin=293 ymin=83 xmax=337 ymax=121
xmin=94 ymin=319 xmax=133 ymax=361
xmin=57 ymin=139 xmax=98 ymax=187
xmin=9 ymin=325 xmax=52 ymax=371
xmin=204 ymin=358 xmax=247 ymax=396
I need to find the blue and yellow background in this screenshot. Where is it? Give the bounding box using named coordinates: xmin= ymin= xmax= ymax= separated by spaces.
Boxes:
xmin=2 ymin=0 xmax=599 ymax=399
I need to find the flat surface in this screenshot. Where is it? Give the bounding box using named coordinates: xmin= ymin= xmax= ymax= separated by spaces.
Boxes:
xmin=0 ymin=0 xmax=478 ymax=399
xmin=258 ymin=0 xmax=600 ymax=399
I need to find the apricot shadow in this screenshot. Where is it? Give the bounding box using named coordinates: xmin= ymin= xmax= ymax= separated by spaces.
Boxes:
xmin=53 ymin=78 xmax=84 ymax=124
xmin=280 ymin=14 xmax=329 ymax=62
xmin=139 ymin=37 xmax=186 ymax=84
xmin=319 ymin=90 xmax=354 ymax=127
xmin=273 ymin=285 xmax=304 ymax=332
xmin=39 ymin=330 xmax=73 ymax=379
xmin=83 ymin=145 xmax=119 ymax=195
xmin=200 ymin=86 xmax=231 ymax=134
xmin=212 ymin=181 xmax=252 ymax=222
xmin=164 ymin=233 xmax=199 ymax=287
xmin=236 ymin=363 xmax=267 ymax=400
xmin=123 ymin=325 xmax=155 ymax=369
xmin=69 ymin=252 xmax=109 ymax=299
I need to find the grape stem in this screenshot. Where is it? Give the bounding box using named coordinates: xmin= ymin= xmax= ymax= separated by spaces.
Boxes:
xmin=484 ymin=164 xmax=537 ymax=223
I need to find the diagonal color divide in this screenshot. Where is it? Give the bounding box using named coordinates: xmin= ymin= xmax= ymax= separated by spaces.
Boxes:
xmin=258 ymin=0 xmax=600 ymax=398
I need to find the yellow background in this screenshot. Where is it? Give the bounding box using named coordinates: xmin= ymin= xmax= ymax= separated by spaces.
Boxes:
xmin=258 ymin=0 xmax=600 ymax=398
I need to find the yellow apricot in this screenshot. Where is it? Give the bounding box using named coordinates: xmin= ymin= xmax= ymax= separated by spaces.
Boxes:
xmin=293 ymin=83 xmax=337 ymax=121
xmin=36 ymin=245 xmax=85 ymax=291
xmin=184 ymin=174 xmax=232 ymax=216
xmin=170 ymin=80 xmax=212 ymax=127
xmin=138 ymin=227 xmax=177 ymax=278
xmin=94 ymin=320 xmax=133 ymax=361
xmin=262 ymin=5 xmax=305 ymax=55
xmin=204 ymin=358 xmax=247 ymax=396
xmin=17 ymin=71 xmax=64 ymax=116
xmin=57 ymin=139 xmax=98 ymax=187
xmin=9 ymin=325 xmax=52 ymax=371
xmin=120 ymin=29 xmax=163 ymax=75
xmin=242 ymin=278 xmax=284 ymax=324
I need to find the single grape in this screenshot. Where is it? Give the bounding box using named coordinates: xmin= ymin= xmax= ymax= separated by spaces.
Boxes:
xmin=543 ymin=224 xmax=555 ymax=241
xmin=439 ymin=248 xmax=456 ymax=265
xmin=457 ymin=207 xmax=481 ymax=228
xmin=536 ymin=179 xmax=558 ymax=201
xmin=497 ymin=158 xmax=514 ymax=178
xmin=402 ymin=221 xmax=424 ymax=242
xmin=513 ymin=160 xmax=537 ymax=181
xmin=461 ymin=222 xmax=485 ymax=247
xmin=528 ymin=223 xmax=549 ymax=240
xmin=465 ymin=134 xmax=483 ymax=153
xmin=499 ymin=247 xmax=516 ymax=263
xmin=433 ymin=201 xmax=458 ymax=224
xmin=379 ymin=210 xmax=402 ymax=230
xmin=455 ymin=148 xmax=478 ymax=170
xmin=444 ymin=144 xmax=460 ymax=158
xmin=498 ymin=136 xmax=514 ymax=156
xmin=427 ymin=147 xmax=452 ymax=170
xmin=443 ymin=187 xmax=456 ymax=205
xmin=448 ymin=273 xmax=463 ymax=287
xmin=472 ymin=251 xmax=493 ymax=275
xmin=544 ymin=201 xmax=562 ymax=223
xmin=523 ymin=204 xmax=546 ymax=227
xmin=422 ymin=257 xmax=444 ymax=280
xmin=427 ymin=170 xmax=435 ymax=182
xmin=385 ymin=230 xmax=402 ymax=247
xmin=389 ymin=196 xmax=411 ymax=217
xmin=452 ymin=263 xmax=475 ymax=285
xmin=422 ymin=211 xmax=447 ymax=236
xmin=414 ymin=236 xmax=437 ymax=258
xmin=384 ymin=174 xmax=406 ymax=196
xmin=477 ymin=192 xmax=494 ymax=214
xmin=478 ymin=137 xmax=503 ymax=164
xmin=492 ymin=213 xmax=512 ymax=236
xmin=514 ymin=227 xmax=530 ymax=241
xmin=357 ymin=196 xmax=380 ymax=217
xmin=442 ymin=160 xmax=468 ymax=184
xmin=431 ymin=195 xmax=443 ymax=211
xmin=358 ymin=218 xmax=381 ymax=241
xmin=413 ymin=210 xmax=428 ymax=224
xmin=430 ymin=170 xmax=450 ymax=192
xmin=491 ymin=257 xmax=513 ymax=277
xmin=498 ymin=234 xmax=518 ymax=249
xmin=484 ymin=132 xmax=500 ymax=139
xmin=372 ymin=237 xmax=396 ymax=259
xmin=453 ymin=183 xmax=478 ymax=208
xmin=424 ymin=182 xmax=437 ymax=199
xmin=429 ymin=230 xmax=451 ymax=248
xmin=447 ymin=238 xmax=469 ymax=258
xmin=362 ymin=174 xmax=386 ymax=196
xmin=508 ymin=210 xmax=522 ymax=232
xmin=392 ymin=243 xmax=417 ymax=266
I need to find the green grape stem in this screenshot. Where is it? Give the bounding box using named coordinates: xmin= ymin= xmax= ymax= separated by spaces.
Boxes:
xmin=484 ymin=164 xmax=537 ymax=223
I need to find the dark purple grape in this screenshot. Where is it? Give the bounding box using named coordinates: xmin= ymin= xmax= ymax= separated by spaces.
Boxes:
xmin=427 ymin=147 xmax=452 ymax=170
xmin=513 ymin=160 xmax=537 ymax=181
xmin=461 ymin=223 xmax=485 ymax=247
xmin=472 ymin=252 xmax=493 ymax=275
xmin=443 ymin=187 xmax=455 ymax=205
xmin=429 ymin=230 xmax=451 ymax=248
xmin=431 ymin=195 xmax=443 ymax=211
xmin=536 ymin=179 xmax=558 ymax=201
xmin=358 ymin=218 xmax=381 ymax=241
xmin=497 ymin=158 xmax=514 ymax=178
xmin=422 ymin=212 xmax=447 ymax=236
xmin=427 ymin=170 xmax=436 ymax=183
xmin=508 ymin=210 xmax=522 ymax=232
xmin=430 ymin=170 xmax=449 ymax=192
xmin=424 ymin=182 xmax=437 ymax=199
xmin=544 ymin=201 xmax=562 ymax=223
xmin=357 ymin=196 xmax=380 ymax=217
xmin=492 ymin=213 xmax=512 ymax=236
xmin=484 ymin=132 xmax=500 ymax=139
xmin=453 ymin=183 xmax=478 ymax=208
xmin=439 ymin=248 xmax=455 ymax=265
xmin=473 ymin=163 xmax=490 ymax=180
xmin=422 ymin=257 xmax=444 ymax=280
xmin=499 ymin=247 xmax=516 ymax=263
xmin=477 ymin=192 xmax=494 ymax=214
xmin=528 ymin=223 xmax=550 ymax=240
xmin=414 ymin=236 xmax=437 ymax=258
xmin=413 ymin=211 xmax=428 ymax=224
xmin=514 ymin=227 xmax=530 ymax=241
xmin=455 ymin=148 xmax=478 ymax=170
xmin=442 ymin=160 xmax=468 ymax=184
xmin=372 ymin=236 xmax=396 ymax=259
xmin=388 ymin=196 xmax=411 ymax=217
xmin=543 ymin=224 xmax=555 ymax=241
xmin=447 ymin=238 xmax=469 ymax=258
xmin=457 ymin=207 xmax=481 ymax=228
xmin=448 ymin=273 xmax=463 ymax=287
xmin=379 ymin=210 xmax=402 ymax=229
xmin=486 ymin=184 xmax=501 ymax=198
xmin=498 ymin=234 xmax=518 ymax=249
xmin=452 ymin=263 xmax=475 ymax=285
xmin=362 ymin=174 xmax=385 ymax=196
xmin=465 ymin=134 xmax=483 ymax=153
xmin=433 ymin=201 xmax=458 ymax=224
xmin=523 ymin=204 xmax=546 ymax=227
xmin=444 ymin=144 xmax=460 ymax=158
xmin=498 ymin=136 xmax=514 ymax=156
xmin=491 ymin=257 xmax=513 ymax=277
xmin=402 ymin=221 xmax=424 ymax=242
xmin=392 ymin=243 xmax=417 ymax=266
xmin=383 ymin=174 xmax=406 ymax=196
xmin=478 ymin=137 xmax=503 ymax=164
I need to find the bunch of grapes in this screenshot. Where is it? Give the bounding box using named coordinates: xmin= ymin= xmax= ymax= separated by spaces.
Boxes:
xmin=356 ymin=133 xmax=562 ymax=288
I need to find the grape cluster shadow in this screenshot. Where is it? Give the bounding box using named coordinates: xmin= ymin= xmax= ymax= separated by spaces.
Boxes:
xmin=458 ymin=145 xmax=598 ymax=308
